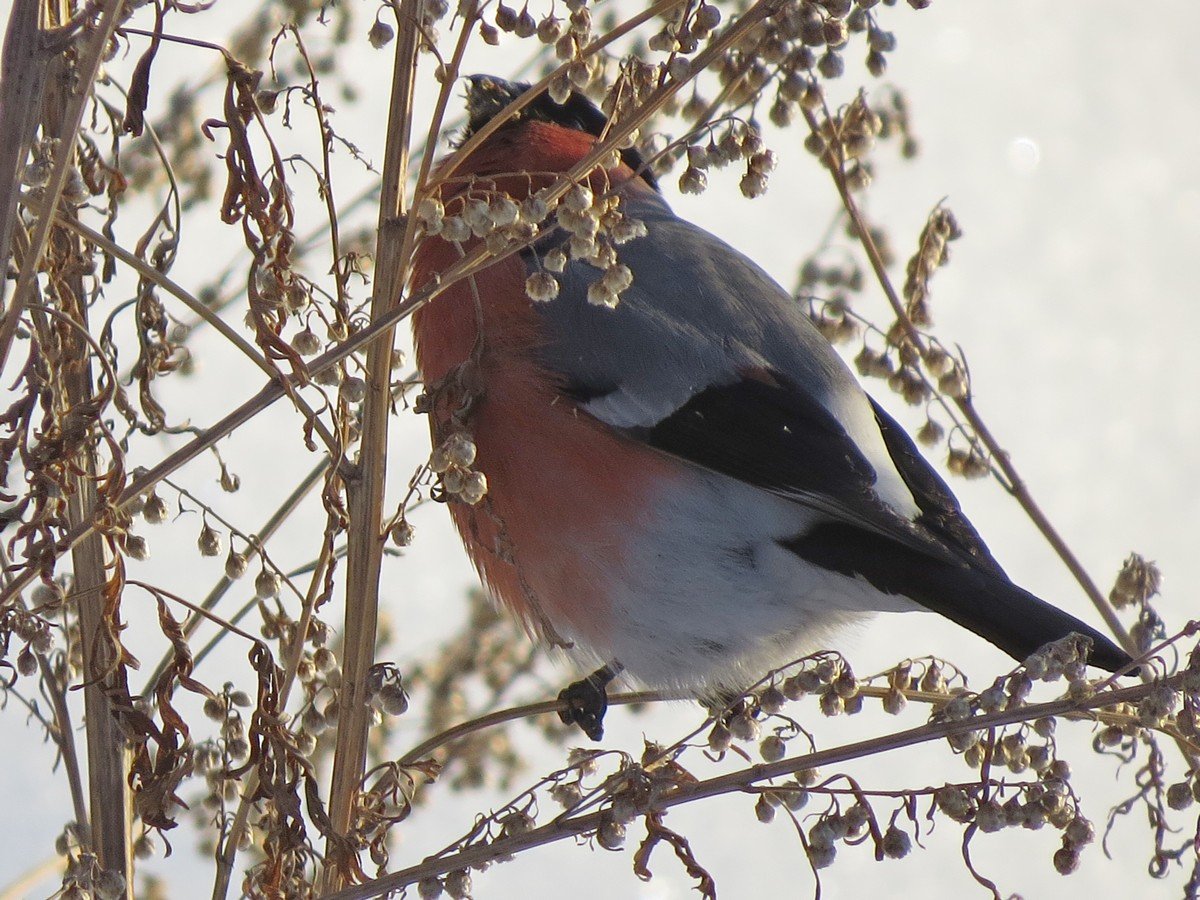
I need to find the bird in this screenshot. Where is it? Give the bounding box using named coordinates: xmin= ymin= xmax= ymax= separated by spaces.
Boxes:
xmin=410 ymin=74 xmax=1133 ymax=740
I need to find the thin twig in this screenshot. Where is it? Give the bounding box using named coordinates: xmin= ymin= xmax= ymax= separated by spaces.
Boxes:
xmin=327 ymin=676 xmax=1175 ymax=900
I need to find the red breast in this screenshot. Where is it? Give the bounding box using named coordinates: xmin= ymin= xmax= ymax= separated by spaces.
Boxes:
xmin=410 ymin=120 xmax=674 ymax=647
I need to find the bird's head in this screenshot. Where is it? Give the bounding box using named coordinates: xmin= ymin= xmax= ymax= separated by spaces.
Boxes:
xmin=459 ymin=74 xmax=658 ymax=191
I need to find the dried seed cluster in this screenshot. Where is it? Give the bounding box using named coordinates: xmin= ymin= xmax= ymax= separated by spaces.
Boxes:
xmin=429 ymin=431 xmax=488 ymax=504
xmin=903 ymin=206 xmax=962 ymax=327
xmin=675 ymin=122 xmax=780 ymax=200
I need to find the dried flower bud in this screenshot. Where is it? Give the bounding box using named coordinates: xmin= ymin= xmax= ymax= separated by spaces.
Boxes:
xmin=820 ymin=802 xmax=855 ymax=835
xmin=739 ymin=171 xmax=769 ymax=199
xmin=445 ymin=870 xmax=472 ymax=900
xmin=537 ymin=15 xmax=563 ymax=43
xmin=428 ymin=444 xmax=453 ymax=474
xmin=817 ymin=50 xmax=844 ymax=79
xmin=417 ymin=877 xmax=443 ymax=900
xmin=882 ymin=687 xmax=907 ymax=715
xmin=755 ymin=794 xmax=777 ymax=824
xmin=760 ymin=734 xmax=787 ymax=762
xmin=440 ymin=215 xmax=471 ymax=243
xmin=1109 ymin=553 xmax=1162 ymax=608
xmin=679 ymin=166 xmax=707 ymax=195
xmin=1064 ymin=816 xmax=1094 ymax=848
xmin=460 ymin=471 xmax=488 ymax=505
xmin=1052 ymin=846 xmax=1080 ymax=875
xmin=494 ymin=2 xmax=517 ymax=30
xmin=868 ymin=27 xmax=897 ymax=53
xmin=549 ymin=70 xmax=572 ymax=103
xmin=542 ymin=248 xmax=568 ymax=274
xmin=587 ymin=282 xmax=619 ymax=308
xmin=198 ymin=522 xmax=222 ymax=557
xmin=596 ymin=818 xmax=625 ymax=850
xmin=563 ymin=184 xmax=593 ymax=213
xmin=378 ymin=680 xmax=409 ymax=716
xmin=759 ymin=685 xmax=786 ymax=713
xmin=694 ymin=4 xmax=721 ymax=32
xmin=442 ymin=467 xmax=467 ymax=494
xmin=293 ymin=328 xmax=322 ymax=356
xmin=16 ymin=646 xmax=37 ymax=676
xmin=340 ymin=376 xmax=367 ymax=404
xmin=255 ymin=568 xmax=281 ymax=599
xmin=611 ymin=217 xmax=648 ymax=244
xmin=520 ymin=195 xmax=550 ymax=224
xmin=142 ymin=490 xmax=169 ymax=524
xmin=203 ymin=694 xmax=226 ymax=721
xmin=314 ymin=364 xmax=342 ymax=387
xmin=442 ymin=433 xmax=477 ymax=468
xmin=490 ymin=195 xmax=520 ymax=226
xmin=368 ymin=19 xmax=395 ymax=48
xmin=550 ymin=781 xmax=584 ymax=808
xmin=125 ymin=533 xmax=149 ymax=560
xmin=526 ymin=271 xmax=560 ymax=302
xmin=513 ymin=7 xmax=536 ymax=37
xmin=707 ymin=721 xmax=732 ymax=752
xmin=807 ymin=840 xmax=836 ymax=869
xmin=728 ymin=708 xmax=760 ymax=742
xmin=388 ymin=518 xmax=415 ymax=547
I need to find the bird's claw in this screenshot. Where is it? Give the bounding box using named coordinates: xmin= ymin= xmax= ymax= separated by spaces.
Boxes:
xmin=557 ymin=662 xmax=622 ymax=741
xmin=558 ymin=677 xmax=609 ymax=741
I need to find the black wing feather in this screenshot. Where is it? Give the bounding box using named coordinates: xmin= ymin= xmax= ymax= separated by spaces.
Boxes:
xmin=613 ymin=373 xmax=1133 ymax=674
xmin=628 ymin=376 xmax=880 ymax=510
xmin=868 ymin=398 xmax=1006 ymax=577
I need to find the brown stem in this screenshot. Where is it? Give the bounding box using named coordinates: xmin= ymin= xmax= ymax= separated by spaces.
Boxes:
xmin=326 ymin=677 xmax=1173 ymax=900
xmin=0 ymin=0 xmax=123 ymax=378
xmin=320 ymin=0 xmax=422 ymax=889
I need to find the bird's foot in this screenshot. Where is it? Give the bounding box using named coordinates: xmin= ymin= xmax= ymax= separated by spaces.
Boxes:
xmin=558 ymin=662 xmax=623 ymax=741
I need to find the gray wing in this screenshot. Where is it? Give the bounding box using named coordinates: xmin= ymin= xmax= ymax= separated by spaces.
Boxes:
xmin=529 ymin=191 xmax=919 ymax=522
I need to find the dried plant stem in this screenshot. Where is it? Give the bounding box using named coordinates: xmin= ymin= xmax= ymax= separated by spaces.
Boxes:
xmin=0 ymin=0 xmax=122 ymax=375
xmin=23 ymin=4 xmax=135 ymax=892
xmin=396 ymin=691 xmax=665 ymax=765
xmin=142 ymin=456 xmax=329 ymax=694
xmin=808 ymin=107 xmax=1134 ymax=657
xmin=59 ymin=216 xmax=339 ymax=453
xmin=64 ymin=277 xmax=134 ymax=899
xmin=320 ymin=0 xmax=422 ymax=888
xmin=0 ymin=0 xmax=49 ymax=297
xmin=39 ymin=652 xmax=91 ymax=842
xmin=328 ymin=676 xmax=1174 ymax=900
xmin=211 ymin=539 xmax=336 ymax=900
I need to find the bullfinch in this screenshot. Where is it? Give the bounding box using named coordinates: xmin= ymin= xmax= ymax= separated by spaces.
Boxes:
xmin=411 ymin=75 xmax=1132 ymax=739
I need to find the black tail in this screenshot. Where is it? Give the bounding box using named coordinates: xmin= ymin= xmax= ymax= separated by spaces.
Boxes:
xmin=784 ymin=522 xmax=1134 ymax=673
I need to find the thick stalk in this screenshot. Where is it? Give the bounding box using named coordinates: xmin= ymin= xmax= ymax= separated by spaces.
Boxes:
xmin=320 ymin=0 xmax=420 ymax=888
xmin=34 ymin=2 xmax=134 ymax=893
xmin=0 ymin=0 xmax=49 ymax=304
xmin=0 ymin=0 xmax=122 ymax=378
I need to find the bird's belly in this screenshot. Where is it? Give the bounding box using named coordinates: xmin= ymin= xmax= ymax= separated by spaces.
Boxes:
xmin=606 ymin=466 xmax=918 ymax=693
xmin=450 ymin=360 xmax=917 ymax=695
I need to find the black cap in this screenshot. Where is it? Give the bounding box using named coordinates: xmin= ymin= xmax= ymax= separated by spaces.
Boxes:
xmin=463 ymin=74 xmax=659 ymax=191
